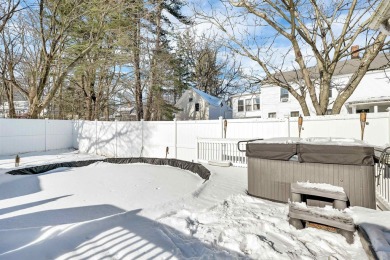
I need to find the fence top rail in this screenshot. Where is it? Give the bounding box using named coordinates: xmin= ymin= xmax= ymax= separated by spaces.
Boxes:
xmin=197 ymin=137 xmax=262 ymax=143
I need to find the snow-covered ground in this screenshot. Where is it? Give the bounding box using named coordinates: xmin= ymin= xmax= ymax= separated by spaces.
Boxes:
xmin=0 ymin=149 xmax=373 ymax=259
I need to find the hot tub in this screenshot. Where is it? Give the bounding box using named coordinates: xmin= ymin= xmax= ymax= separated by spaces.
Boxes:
xmin=246 ymin=138 xmax=376 ymax=208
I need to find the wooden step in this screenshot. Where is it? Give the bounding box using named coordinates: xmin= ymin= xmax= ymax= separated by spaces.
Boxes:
xmin=289 ymin=203 xmax=355 ymax=232
xmin=291 ymin=183 xmax=348 ymax=201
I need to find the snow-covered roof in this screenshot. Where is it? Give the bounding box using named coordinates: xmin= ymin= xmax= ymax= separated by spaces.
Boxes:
xmin=262 ymin=53 xmax=390 ymax=86
xmin=192 ymin=87 xmax=223 ymax=107
xmin=346 ymin=96 xmax=390 ymax=105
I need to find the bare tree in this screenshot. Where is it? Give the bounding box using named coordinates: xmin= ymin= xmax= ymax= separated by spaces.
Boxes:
xmin=0 ymin=0 xmax=20 ymax=34
xmin=196 ymin=0 xmax=389 ymax=115
xmin=19 ymin=0 xmax=122 ymax=118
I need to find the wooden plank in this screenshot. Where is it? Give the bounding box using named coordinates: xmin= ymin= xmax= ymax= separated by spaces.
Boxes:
xmin=291 ymin=183 xmax=348 ymax=201
xmin=289 ymin=208 xmax=355 ymax=232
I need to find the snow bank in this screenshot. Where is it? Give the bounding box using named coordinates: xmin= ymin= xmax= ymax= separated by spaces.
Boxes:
xmin=160 ymin=195 xmax=366 ymax=259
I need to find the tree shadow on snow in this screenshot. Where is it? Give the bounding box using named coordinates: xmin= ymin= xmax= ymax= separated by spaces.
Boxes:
xmin=0 ymin=207 xmax=247 ymax=259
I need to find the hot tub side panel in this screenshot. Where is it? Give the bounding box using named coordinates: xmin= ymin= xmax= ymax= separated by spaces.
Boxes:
xmin=247 ymin=157 xmax=376 ymax=209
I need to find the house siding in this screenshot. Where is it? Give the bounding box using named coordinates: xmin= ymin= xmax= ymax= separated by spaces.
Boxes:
xmin=232 ymin=69 xmax=390 ymax=119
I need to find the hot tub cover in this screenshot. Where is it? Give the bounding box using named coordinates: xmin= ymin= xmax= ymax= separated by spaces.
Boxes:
xmin=246 ymin=140 xmax=375 ymax=166
xmin=298 ymin=144 xmax=375 ymax=166
xmin=246 ymin=143 xmax=297 ymax=161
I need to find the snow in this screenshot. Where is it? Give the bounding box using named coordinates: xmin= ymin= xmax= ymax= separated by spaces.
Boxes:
xmin=0 ymin=149 xmax=369 ymax=259
xmin=253 ymin=137 xmax=369 ymax=146
xmin=191 ymin=87 xmax=222 ymax=107
xmin=296 ymin=181 xmax=345 ymax=193
xmin=290 ymin=202 xmax=352 ymax=222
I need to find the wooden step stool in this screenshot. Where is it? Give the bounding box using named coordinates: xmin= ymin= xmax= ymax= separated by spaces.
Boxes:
xmin=289 ymin=182 xmax=355 ymax=243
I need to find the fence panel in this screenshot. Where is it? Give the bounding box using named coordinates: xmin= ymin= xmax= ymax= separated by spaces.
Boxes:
xmin=225 ymin=118 xmax=287 ymax=139
xmin=289 ymin=113 xmax=389 ymax=146
xmin=116 ymin=121 xmax=142 ymax=157
xmin=96 ymin=121 xmax=116 ymax=157
xmin=46 ymin=120 xmax=73 ymax=151
xmin=75 ymin=120 xmax=98 ymax=154
xmin=0 ymin=119 xmax=45 ymax=155
xmin=143 ymin=121 xmax=175 ymax=158
xmin=176 ymin=120 xmax=221 ymax=161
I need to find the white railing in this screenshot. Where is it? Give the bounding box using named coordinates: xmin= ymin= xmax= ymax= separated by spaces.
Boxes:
xmin=376 ymin=147 xmax=390 ymax=210
xmin=197 ymin=138 xmax=250 ymax=167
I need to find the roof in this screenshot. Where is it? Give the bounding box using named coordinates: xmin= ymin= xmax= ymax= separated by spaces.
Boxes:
xmin=229 ymin=92 xmax=260 ymax=98
xmin=267 ymin=53 xmax=390 ymax=85
xmin=191 ymin=87 xmax=223 ymax=107
xmin=346 ymin=96 xmax=390 ymax=105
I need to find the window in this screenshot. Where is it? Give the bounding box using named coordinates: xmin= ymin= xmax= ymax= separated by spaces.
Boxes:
xmin=253 ymin=97 xmax=260 ymax=110
xmin=195 ymin=103 xmax=200 ymax=111
xmin=238 ymin=100 xmax=244 ymax=112
xmin=280 ymin=88 xmax=289 ymax=101
xmin=290 ymin=111 xmax=299 ymax=117
xmin=329 ymin=88 xmax=332 ymax=98
xmin=268 ymin=112 xmax=276 ymax=118
xmin=189 ymin=97 xmax=193 ymax=102
xmin=245 ymin=99 xmax=252 ymax=111
xmin=325 ymin=109 xmax=332 ymax=115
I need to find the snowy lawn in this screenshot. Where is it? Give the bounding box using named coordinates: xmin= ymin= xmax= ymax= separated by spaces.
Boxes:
xmin=0 ymin=150 xmax=368 ymax=259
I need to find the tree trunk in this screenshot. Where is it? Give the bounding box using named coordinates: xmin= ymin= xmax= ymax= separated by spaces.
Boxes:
xmin=4 ymin=83 xmax=16 ymax=118
xmin=145 ymin=0 xmax=163 ymax=121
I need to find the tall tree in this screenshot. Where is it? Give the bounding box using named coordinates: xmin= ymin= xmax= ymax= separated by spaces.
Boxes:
xmin=144 ymin=0 xmax=190 ymax=121
xmin=197 ymin=0 xmax=389 ymax=115
xmin=22 ymin=0 xmax=121 ymax=118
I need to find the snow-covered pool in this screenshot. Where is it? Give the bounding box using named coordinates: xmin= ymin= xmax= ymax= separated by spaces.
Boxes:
xmin=0 ymin=150 xmax=372 ymax=259
xmin=0 ymin=162 xmax=204 ymax=228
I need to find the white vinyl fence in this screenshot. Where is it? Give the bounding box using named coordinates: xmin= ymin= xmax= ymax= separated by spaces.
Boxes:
xmin=1 ymin=113 xmax=390 ymax=208
xmin=0 ymin=118 xmax=73 ymax=156
xmin=72 ymin=112 xmax=390 ymax=162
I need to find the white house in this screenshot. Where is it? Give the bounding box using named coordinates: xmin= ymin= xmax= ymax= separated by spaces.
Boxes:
xmin=0 ymin=101 xmax=29 ymax=118
xmin=175 ymin=87 xmax=232 ymax=120
xmin=230 ymin=93 xmax=261 ymax=118
xmin=231 ymin=53 xmax=390 ymax=119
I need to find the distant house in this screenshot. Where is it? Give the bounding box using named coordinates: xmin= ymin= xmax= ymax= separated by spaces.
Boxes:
xmin=175 ymin=87 xmax=232 ymax=120
xmin=0 ymin=101 xmax=29 ymax=118
xmin=230 ymin=93 xmax=261 ymax=119
xmin=231 ymin=53 xmax=390 ymax=119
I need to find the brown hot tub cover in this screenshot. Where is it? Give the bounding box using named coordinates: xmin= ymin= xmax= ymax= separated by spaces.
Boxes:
xmin=246 ymin=143 xmax=297 ymax=161
xmin=298 ymin=144 xmax=375 ymax=166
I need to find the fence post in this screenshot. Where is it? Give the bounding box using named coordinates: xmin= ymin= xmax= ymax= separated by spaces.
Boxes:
xmin=284 ymin=115 xmax=290 ymax=138
xmin=141 ymin=119 xmax=144 ymax=157
xmin=115 ymin=119 xmax=118 ymax=158
xmin=95 ymin=119 xmax=98 ymax=155
xmin=219 ymin=116 xmax=223 ymax=138
xmin=219 ymin=116 xmax=223 ymax=160
xmin=45 ymin=118 xmax=48 ymax=151
xmin=174 ymin=118 xmax=177 ymax=159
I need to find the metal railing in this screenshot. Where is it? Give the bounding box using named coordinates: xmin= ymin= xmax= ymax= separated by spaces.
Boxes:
xmin=197 ymin=138 xmax=251 ymax=167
